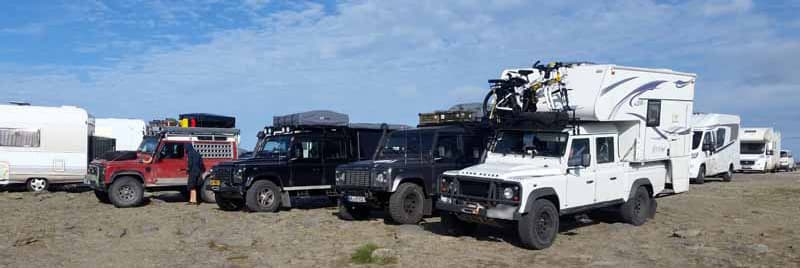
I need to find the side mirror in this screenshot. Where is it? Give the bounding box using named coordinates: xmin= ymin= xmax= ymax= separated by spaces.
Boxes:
xmin=257 ymin=132 xmax=266 ymax=139
xmin=766 ymin=150 xmax=774 ymax=156
xmin=581 ymin=154 xmax=591 ymax=167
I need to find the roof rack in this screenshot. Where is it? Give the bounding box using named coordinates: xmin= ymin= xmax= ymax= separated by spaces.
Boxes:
xmin=160 ymin=126 xmax=240 ymax=137
xmin=418 ymin=102 xmax=484 ymax=127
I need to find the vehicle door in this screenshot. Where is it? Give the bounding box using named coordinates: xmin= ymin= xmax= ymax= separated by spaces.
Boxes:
xmin=714 ymin=127 xmax=728 ymax=174
xmin=701 ymin=131 xmax=716 ymax=173
xmin=289 ymin=137 xmax=324 ymax=187
xmin=431 ymin=133 xmax=462 ymax=194
xmin=153 ymin=141 xmax=188 ymax=186
xmin=322 ymin=138 xmax=349 ymax=187
xmin=565 ymin=137 xmax=597 ymax=208
xmin=593 ymin=136 xmax=625 ymax=202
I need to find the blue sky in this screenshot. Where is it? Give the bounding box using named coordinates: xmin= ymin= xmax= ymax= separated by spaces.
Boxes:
xmin=1 ymin=0 xmax=799 ymax=152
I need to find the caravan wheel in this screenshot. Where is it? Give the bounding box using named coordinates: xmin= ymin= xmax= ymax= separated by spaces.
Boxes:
xmin=26 ymin=178 xmax=49 ymax=192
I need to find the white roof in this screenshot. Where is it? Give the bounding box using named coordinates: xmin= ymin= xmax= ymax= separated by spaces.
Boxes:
xmin=691 ymin=113 xmax=740 ymax=129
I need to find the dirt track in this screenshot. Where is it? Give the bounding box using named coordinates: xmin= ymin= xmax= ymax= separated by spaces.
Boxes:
xmin=1 ymin=172 xmax=799 ymax=268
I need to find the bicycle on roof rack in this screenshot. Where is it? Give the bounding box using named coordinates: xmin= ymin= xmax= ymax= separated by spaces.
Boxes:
xmin=482 ymin=61 xmax=578 ymax=124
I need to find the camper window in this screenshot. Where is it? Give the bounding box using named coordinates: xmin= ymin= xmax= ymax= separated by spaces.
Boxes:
xmin=715 ymin=128 xmax=727 ymax=149
xmin=0 ymin=128 xmax=40 ymax=148
xmin=646 ymin=100 xmax=661 ymax=127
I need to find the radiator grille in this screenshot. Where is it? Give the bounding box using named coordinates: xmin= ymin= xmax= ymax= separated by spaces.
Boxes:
xmin=343 ymin=170 xmax=371 ymax=187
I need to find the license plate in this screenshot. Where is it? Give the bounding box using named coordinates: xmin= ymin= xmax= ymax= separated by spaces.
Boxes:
xmin=209 ymin=179 xmax=221 ymax=186
xmin=462 ymin=202 xmax=483 ymax=215
xmin=347 ymin=195 xmax=366 ymax=203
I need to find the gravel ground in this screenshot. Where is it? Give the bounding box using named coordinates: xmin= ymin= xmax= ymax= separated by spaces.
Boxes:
xmin=1 ymin=171 xmax=799 ymax=268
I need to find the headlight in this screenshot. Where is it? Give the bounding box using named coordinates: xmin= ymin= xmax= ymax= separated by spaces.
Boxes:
xmin=234 ymin=168 xmax=244 ymax=178
xmin=335 ymin=171 xmax=345 ymax=184
xmin=503 ymin=187 xmax=514 ymax=199
xmin=373 ymin=168 xmax=392 ymax=186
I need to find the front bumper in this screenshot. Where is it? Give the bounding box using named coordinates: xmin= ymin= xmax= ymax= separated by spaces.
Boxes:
xmin=436 ymin=197 xmax=520 ymax=221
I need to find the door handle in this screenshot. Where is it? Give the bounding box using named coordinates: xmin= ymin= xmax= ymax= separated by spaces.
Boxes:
xmin=586 ymin=180 xmax=594 ymax=184
xmin=609 ymin=177 xmax=617 ymax=181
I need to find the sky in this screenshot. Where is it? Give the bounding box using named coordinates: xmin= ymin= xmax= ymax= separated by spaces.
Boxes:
xmin=0 ymin=0 xmax=798 ymax=152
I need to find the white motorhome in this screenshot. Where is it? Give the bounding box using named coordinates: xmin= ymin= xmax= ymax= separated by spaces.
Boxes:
xmin=739 ymin=128 xmax=781 ymax=173
xmin=436 ymin=63 xmax=694 ymax=249
xmin=0 ymin=104 xmax=93 ymax=191
xmin=94 ymin=118 xmax=146 ymax=151
xmin=689 ymin=113 xmax=740 ymax=183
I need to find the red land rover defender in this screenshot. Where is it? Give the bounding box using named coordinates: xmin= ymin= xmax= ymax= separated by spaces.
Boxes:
xmin=85 ymin=127 xmax=239 ymax=207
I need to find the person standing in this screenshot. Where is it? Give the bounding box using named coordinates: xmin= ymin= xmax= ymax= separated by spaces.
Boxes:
xmin=186 ymin=143 xmax=204 ymax=204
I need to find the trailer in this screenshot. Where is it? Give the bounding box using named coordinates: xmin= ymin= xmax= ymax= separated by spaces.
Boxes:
xmin=0 ymin=104 xmax=93 ymax=191
xmin=739 ymin=128 xmax=781 ymax=173
xmin=437 ymin=62 xmax=695 ymax=249
xmin=94 ymin=118 xmax=146 ymax=151
xmin=689 ymin=113 xmax=741 ymax=183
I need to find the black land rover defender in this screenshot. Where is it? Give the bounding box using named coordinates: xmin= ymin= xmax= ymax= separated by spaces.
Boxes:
xmin=335 ymin=104 xmax=490 ymax=224
xmin=208 ymin=111 xmax=402 ymax=212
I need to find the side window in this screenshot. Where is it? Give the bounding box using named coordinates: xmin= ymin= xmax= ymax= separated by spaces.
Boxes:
xmin=646 ymin=100 xmax=661 ymax=127
xmin=462 ymin=136 xmax=484 ymax=162
xmin=596 ymin=137 xmax=615 ymax=164
xmin=296 ymin=140 xmax=321 ymax=160
xmin=323 ymin=139 xmax=347 ymax=160
xmin=568 ymin=138 xmax=591 ymax=167
xmin=715 ymin=128 xmax=726 ymax=149
xmin=159 ymin=142 xmax=185 ymax=159
xmin=0 ymin=128 xmax=41 ymax=148
xmin=434 ymin=135 xmax=460 ymax=162
xmin=702 ymin=132 xmax=713 ymax=149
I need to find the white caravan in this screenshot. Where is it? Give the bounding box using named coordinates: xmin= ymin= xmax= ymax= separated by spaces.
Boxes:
xmin=739 ymin=128 xmax=781 ymax=173
xmin=778 ymin=150 xmax=796 ymax=172
xmin=0 ymin=104 xmax=93 ymax=191
xmin=689 ymin=113 xmax=740 ymax=183
xmin=94 ymin=118 xmax=146 ymax=151
xmin=436 ymin=63 xmax=694 ymax=249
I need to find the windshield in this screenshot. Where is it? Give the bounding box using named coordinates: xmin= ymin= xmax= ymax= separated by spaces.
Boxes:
xmin=255 ymin=136 xmax=291 ymax=158
xmin=492 ymin=131 xmax=568 ymax=157
xmin=780 ymin=151 xmax=788 ymax=157
xmin=741 ymin=142 xmax=765 ymax=155
xmin=692 ymin=131 xmax=703 ymax=150
xmin=137 ymin=136 xmax=159 ymax=154
xmin=376 ymin=130 xmax=433 ymax=160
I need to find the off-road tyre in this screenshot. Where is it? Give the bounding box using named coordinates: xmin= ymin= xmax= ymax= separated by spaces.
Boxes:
xmin=337 ymin=200 xmax=371 ymax=220
xmin=518 ymin=199 xmax=559 ymax=250
xmin=620 ymin=186 xmax=654 ymax=226
xmin=94 ymin=190 xmax=111 ymax=204
xmin=200 ymin=176 xmax=216 ymax=204
xmin=108 ymin=176 xmax=144 ymax=208
xmin=245 ymin=180 xmax=281 ymax=212
xmin=215 ymin=196 xmax=244 ymax=211
xmin=388 ymin=183 xmax=425 ymax=224
xmin=440 ymin=213 xmax=477 ymax=236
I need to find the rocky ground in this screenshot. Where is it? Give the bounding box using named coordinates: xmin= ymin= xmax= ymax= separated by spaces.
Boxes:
xmin=1 ymin=172 xmax=799 ymax=268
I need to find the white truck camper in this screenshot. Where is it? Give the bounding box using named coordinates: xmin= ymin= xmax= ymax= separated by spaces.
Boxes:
xmin=436 ymin=62 xmax=695 ymax=249
xmin=739 ymin=128 xmax=781 ymax=173
xmin=0 ymin=104 xmax=93 ymax=191
xmin=689 ymin=113 xmax=741 ymax=184
xmin=94 ymin=118 xmax=146 ymax=151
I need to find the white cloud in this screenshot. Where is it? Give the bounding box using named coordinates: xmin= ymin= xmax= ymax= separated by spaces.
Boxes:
xmin=0 ymin=23 xmax=46 ymax=36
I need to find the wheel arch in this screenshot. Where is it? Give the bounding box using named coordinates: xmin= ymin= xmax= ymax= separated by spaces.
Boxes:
xmin=629 ymin=178 xmax=653 ymax=200
xmin=391 ymin=176 xmax=427 ymax=194
xmin=246 ymin=172 xmax=284 ymax=189
xmin=521 ymin=187 xmax=560 ymax=215
xmin=110 ymin=171 xmax=145 ymax=185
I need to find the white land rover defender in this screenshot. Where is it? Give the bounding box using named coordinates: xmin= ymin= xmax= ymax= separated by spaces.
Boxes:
xmin=436 ymin=62 xmax=695 ymax=249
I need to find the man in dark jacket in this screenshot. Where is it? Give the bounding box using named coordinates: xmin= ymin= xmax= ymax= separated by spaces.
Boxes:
xmin=186 ymin=143 xmax=204 ymax=204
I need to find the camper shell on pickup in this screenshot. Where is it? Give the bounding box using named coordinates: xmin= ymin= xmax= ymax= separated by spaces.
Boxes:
xmin=335 ymin=104 xmax=491 ymax=224
xmin=436 ymin=63 xmax=695 ymax=249
xmin=208 ymin=110 xmax=403 ymax=212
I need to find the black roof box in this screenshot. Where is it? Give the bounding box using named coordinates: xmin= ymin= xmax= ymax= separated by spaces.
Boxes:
xmin=179 ymin=113 xmax=236 ymax=128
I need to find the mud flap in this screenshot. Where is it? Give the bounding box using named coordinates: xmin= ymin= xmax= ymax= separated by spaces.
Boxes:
xmin=423 ymin=197 xmax=433 ymax=215
xmin=281 ymin=191 xmax=292 ymax=208
xmin=649 ymin=197 xmax=657 ymax=219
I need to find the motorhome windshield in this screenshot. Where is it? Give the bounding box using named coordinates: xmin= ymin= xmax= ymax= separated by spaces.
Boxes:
xmin=692 ymin=131 xmax=703 ymax=150
xmin=376 ymin=130 xmax=433 ymax=160
xmin=492 ymin=131 xmax=567 ymax=157
xmin=255 ymin=136 xmax=290 ymax=158
xmin=780 ymin=151 xmax=788 ymax=157
xmin=741 ymin=142 xmax=765 ymax=154
xmin=137 ymin=136 xmax=159 ymax=154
